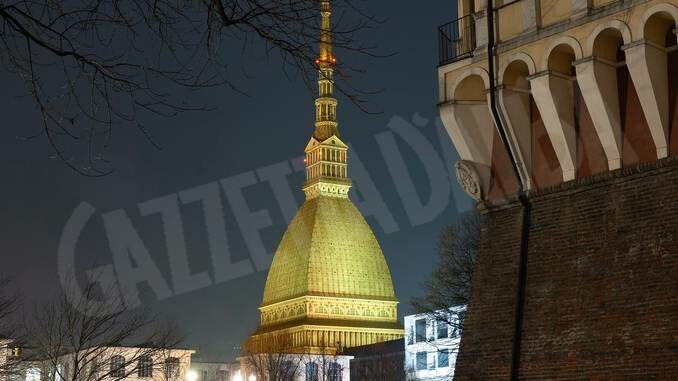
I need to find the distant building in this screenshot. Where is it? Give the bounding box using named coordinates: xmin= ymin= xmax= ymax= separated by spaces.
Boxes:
xmin=189 ymin=361 xmax=239 ymax=381
xmin=0 ymin=343 xmax=194 ymax=381
xmin=344 ymin=339 xmax=405 ymax=381
xmin=403 ymin=310 xmax=463 ymax=381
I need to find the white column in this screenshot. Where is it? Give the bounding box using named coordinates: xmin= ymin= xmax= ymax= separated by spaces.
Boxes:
xmin=529 ymin=71 xmax=577 ymax=181
xmin=624 ymin=40 xmax=669 ymax=158
xmin=574 ymin=57 xmax=622 ymax=170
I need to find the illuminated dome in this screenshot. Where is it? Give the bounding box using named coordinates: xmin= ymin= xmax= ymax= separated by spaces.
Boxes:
xmin=246 ymin=0 xmax=403 ymax=354
xmin=262 ymin=195 xmax=396 ymax=306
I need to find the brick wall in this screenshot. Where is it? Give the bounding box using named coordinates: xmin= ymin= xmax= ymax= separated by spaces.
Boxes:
xmin=454 ymin=156 xmax=678 ymax=380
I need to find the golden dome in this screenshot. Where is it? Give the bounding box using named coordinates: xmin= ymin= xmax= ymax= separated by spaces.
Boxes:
xmin=246 ymin=1 xmax=403 ymax=355
xmin=262 ymin=195 xmax=397 ymax=306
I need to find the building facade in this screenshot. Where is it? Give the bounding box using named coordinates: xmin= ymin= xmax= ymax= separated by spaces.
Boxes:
xmin=437 ymin=0 xmax=678 ymax=379
xmin=0 ymin=345 xmax=194 ymax=381
xmin=344 ymin=339 xmax=405 ymax=381
xmin=403 ymin=312 xmax=462 ymax=381
xmin=245 ymin=0 xmax=404 ymax=358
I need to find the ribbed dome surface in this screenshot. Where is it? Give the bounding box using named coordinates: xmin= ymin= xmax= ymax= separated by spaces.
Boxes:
xmin=262 ymin=195 xmax=396 ymax=306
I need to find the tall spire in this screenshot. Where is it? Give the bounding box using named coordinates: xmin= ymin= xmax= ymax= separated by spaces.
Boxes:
xmin=313 ymin=0 xmax=339 ymax=141
xmin=303 ymin=0 xmax=351 ymax=199
xmin=317 ymin=0 xmax=335 ymax=69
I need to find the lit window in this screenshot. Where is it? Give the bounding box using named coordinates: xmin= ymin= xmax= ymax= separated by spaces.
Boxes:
xmin=138 ymin=356 xmax=153 ymax=378
xmin=110 ymin=356 xmax=125 ymax=378
xmin=164 ymin=358 xmax=179 ymax=379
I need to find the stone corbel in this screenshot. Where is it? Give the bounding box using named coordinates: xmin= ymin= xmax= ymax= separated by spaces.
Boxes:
xmin=574 ymin=56 xmax=623 ymax=170
xmin=439 ymin=98 xmax=496 ymax=200
xmin=498 ymin=84 xmax=533 ymax=189
xmin=528 ymin=70 xmax=577 ymax=181
xmin=623 ymin=39 xmax=669 ymax=158
xmin=438 ymin=100 xmax=494 ymax=168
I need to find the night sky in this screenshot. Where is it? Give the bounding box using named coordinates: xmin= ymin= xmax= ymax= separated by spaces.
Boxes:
xmin=0 ymin=1 xmax=470 ymax=361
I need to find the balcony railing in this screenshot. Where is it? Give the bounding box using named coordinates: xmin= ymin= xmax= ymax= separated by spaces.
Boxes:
xmin=438 ymin=14 xmax=476 ymax=66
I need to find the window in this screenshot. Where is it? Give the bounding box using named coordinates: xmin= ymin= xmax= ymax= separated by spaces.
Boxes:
xmin=415 ymin=319 xmax=427 ymax=342
xmin=437 ymin=321 xmax=449 ymax=339
xmin=438 ymin=349 xmax=450 ymax=368
xmin=164 ymin=358 xmax=179 ymax=380
xmin=415 ymin=352 xmax=427 ymax=371
xmin=110 ymin=356 xmax=125 ymax=378
xmin=215 ymin=370 xmax=229 ymax=381
xmin=305 ymin=362 xmax=318 ymax=381
xmin=327 ymin=362 xmax=341 ymax=381
xmin=138 ymin=356 xmax=153 ymax=378
xmin=280 ymin=361 xmax=294 ymax=381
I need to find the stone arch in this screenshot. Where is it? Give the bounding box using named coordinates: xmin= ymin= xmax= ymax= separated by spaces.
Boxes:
xmin=641 ymin=4 xmax=678 ymax=46
xmin=498 ymin=52 xmax=536 ymax=86
xmin=449 ymin=67 xmax=490 ymax=101
xmin=585 ymin=19 xmax=632 ymax=57
xmin=501 ymin=54 xmax=563 ymax=189
xmin=540 ymin=36 xmax=583 ymax=71
xmin=547 ymin=43 xmax=578 ymax=75
xmin=640 ymin=3 xmax=678 ymax=43
xmin=502 ymin=59 xmax=532 ymax=89
xmin=636 ymin=3 xmax=678 ymax=157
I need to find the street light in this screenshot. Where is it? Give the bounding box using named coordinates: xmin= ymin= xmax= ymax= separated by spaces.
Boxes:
xmin=231 ymin=371 xmax=243 ymax=381
xmin=185 ymin=370 xmax=198 ymax=381
xmin=248 ymin=375 xmax=256 ymax=381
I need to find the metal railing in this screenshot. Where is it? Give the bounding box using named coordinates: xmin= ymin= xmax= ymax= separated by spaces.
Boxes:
xmin=438 ymin=14 xmax=476 ymax=66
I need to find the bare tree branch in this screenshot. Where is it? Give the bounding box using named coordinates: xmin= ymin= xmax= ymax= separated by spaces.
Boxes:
xmin=20 ymin=273 xmax=185 ymax=381
xmin=0 ymin=276 xmax=22 ymax=381
xmin=0 ymin=0 xmax=383 ymax=175
xmin=411 ymin=211 xmax=480 ymax=331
